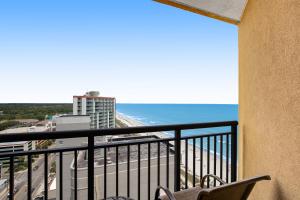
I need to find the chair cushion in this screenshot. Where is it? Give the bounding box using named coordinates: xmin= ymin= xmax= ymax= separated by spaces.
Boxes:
xmin=160 ymin=187 xmax=203 ymax=200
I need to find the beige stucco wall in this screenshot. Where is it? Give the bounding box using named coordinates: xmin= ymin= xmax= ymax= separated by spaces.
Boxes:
xmin=238 ymin=0 xmax=300 ymax=199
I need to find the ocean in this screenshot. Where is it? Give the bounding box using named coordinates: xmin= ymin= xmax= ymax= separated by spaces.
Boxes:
xmin=117 ymin=104 xmax=238 ymax=126
xmin=117 ymin=104 xmax=238 ymax=157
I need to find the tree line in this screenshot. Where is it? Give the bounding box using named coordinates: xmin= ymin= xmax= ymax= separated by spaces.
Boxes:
xmin=0 ymin=103 xmax=72 ymax=121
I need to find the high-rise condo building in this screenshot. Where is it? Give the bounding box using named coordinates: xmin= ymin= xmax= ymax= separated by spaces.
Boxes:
xmin=73 ymin=91 xmax=116 ymax=129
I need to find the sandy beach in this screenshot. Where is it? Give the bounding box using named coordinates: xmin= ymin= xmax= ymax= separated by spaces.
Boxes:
xmin=116 ymin=112 xmax=231 ymax=186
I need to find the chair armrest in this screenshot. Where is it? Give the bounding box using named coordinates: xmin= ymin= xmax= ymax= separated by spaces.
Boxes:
xmin=200 ymin=174 xmax=226 ymax=188
xmin=155 ymin=186 xmax=176 ymax=200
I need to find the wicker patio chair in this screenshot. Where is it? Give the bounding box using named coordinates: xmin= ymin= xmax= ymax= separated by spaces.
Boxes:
xmin=155 ymin=174 xmax=271 ymax=200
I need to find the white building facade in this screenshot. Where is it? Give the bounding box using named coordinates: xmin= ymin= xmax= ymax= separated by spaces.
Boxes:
xmin=73 ymin=91 xmax=116 ymax=129
xmin=53 ymin=115 xmax=91 ymax=200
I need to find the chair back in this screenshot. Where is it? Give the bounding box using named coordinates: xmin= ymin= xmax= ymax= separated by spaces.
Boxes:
xmin=198 ymin=175 xmax=271 ymax=200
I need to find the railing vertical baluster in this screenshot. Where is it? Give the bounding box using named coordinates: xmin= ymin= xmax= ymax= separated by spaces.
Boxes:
xmin=166 ymin=142 xmax=169 ymax=188
xmin=213 ymin=136 xmax=217 ymax=186
xmin=185 ymin=139 xmax=188 ymax=189
xmin=148 ymin=143 xmax=151 ymax=200
xmin=59 ymin=152 xmax=63 ymax=200
xmin=116 ymin=146 xmax=119 ymax=197
xmin=138 ymin=144 xmax=141 ymax=200
xmin=220 ymin=135 xmax=223 ymax=180
xmin=157 ymin=142 xmax=160 ymax=186
xmin=88 ymin=136 xmax=94 ymax=200
xmin=44 ymin=153 xmax=48 ymax=200
xmin=74 ymin=151 xmax=78 ymax=200
xmin=9 ymin=156 xmax=14 ymax=200
xmin=174 ymin=130 xmax=181 ymax=192
xmin=28 ymin=154 xmax=32 ymax=200
xmin=193 ymin=138 xmax=196 ymax=187
xmin=127 ymin=145 xmax=130 ymax=198
xmin=226 ymin=133 xmax=229 ymax=183
xmin=231 ymin=124 xmax=238 ymax=182
xmin=104 ymin=148 xmax=107 ymax=200
xmin=207 ymin=137 xmax=210 ymax=187
xmin=200 ymin=137 xmax=203 ymax=181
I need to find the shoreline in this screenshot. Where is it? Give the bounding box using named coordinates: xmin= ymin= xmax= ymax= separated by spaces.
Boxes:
xmin=116 ymin=112 xmax=231 ymax=184
xmin=116 ymin=112 xmax=170 ymax=138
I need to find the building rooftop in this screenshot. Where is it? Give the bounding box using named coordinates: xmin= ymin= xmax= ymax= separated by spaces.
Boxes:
xmin=49 ymin=178 xmax=56 ymax=191
xmin=73 ymin=90 xmax=115 ymax=99
xmin=73 ymin=95 xmax=115 ymax=100
xmin=15 ymin=119 xmax=39 ymax=124
xmin=58 ymin=115 xmax=89 ymax=118
xmin=0 ymin=126 xmax=48 ymax=134
xmin=77 ymin=135 xmax=174 ymax=169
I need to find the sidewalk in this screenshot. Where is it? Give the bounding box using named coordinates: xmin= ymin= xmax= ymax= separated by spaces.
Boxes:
xmin=0 ymin=187 xmax=8 ymax=200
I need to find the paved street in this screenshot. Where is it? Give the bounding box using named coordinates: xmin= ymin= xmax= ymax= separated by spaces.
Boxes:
xmin=0 ymin=153 xmax=55 ymax=200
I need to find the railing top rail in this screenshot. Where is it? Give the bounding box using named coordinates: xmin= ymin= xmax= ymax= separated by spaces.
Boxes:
xmin=0 ymin=120 xmax=238 ymax=143
xmin=0 ymin=131 xmax=232 ymax=158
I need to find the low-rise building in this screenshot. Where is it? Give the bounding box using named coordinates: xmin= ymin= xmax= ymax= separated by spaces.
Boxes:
xmin=0 ymin=126 xmax=49 ymax=151
xmin=0 ymin=141 xmax=36 ymax=165
xmin=54 ymin=115 xmax=91 ymax=200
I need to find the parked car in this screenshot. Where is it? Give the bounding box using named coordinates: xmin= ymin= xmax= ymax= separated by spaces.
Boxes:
xmin=34 ymin=195 xmax=44 ymax=200
xmin=6 ymin=189 xmax=17 ymax=199
xmin=33 ymin=165 xmax=39 ymax=171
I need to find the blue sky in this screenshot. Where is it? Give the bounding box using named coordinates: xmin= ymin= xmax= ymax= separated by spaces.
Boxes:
xmin=0 ymin=0 xmax=238 ymax=104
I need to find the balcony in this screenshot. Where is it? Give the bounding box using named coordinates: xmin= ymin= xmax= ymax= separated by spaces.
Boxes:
xmin=0 ymin=121 xmax=237 ymax=200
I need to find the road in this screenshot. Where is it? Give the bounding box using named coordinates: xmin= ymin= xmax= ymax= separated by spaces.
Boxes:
xmin=16 ymin=154 xmax=55 ymax=200
xmin=0 ymin=154 xmax=55 ymax=200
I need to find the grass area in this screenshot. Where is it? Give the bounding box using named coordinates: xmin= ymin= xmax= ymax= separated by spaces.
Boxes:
xmin=0 ymin=103 xmax=72 ymax=130
xmin=0 ymin=120 xmax=19 ymax=131
xmin=36 ymin=140 xmax=55 ymax=150
xmin=50 ymin=162 xmax=56 ymax=173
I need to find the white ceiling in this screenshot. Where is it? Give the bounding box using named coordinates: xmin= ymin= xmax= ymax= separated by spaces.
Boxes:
xmin=155 ymin=0 xmax=248 ymax=24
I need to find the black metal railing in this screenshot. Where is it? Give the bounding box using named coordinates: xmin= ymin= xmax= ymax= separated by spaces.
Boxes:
xmin=0 ymin=121 xmax=238 ymax=200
